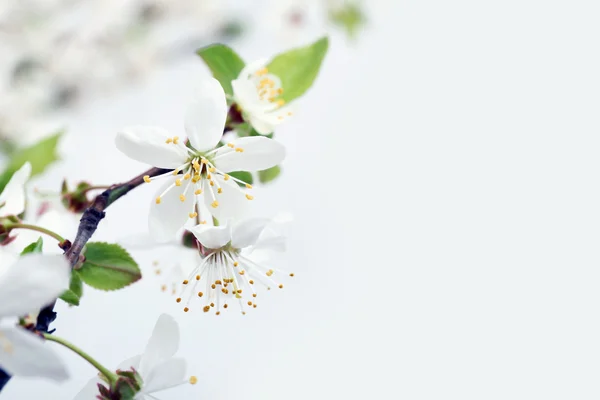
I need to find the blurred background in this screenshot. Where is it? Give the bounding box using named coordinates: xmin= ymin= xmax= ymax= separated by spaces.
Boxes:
xmin=3 ymin=1 xmax=600 ymax=399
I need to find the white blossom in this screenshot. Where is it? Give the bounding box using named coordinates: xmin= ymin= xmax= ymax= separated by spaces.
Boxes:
xmin=115 ymin=78 xmax=286 ymax=243
xmin=0 ymin=162 xmax=31 ymax=218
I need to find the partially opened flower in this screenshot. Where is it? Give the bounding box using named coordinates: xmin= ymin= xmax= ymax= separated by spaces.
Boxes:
xmin=232 ymin=60 xmax=295 ymax=134
xmin=0 ymin=162 xmax=31 ymax=218
xmin=176 ymin=218 xmax=291 ymax=315
xmin=0 ymin=251 xmax=70 ymax=381
xmin=115 ymin=78 xmax=286 ymax=242
xmin=74 ymin=314 xmax=196 ymax=400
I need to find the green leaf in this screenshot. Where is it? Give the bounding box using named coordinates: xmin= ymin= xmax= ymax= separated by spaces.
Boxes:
xmin=329 ymin=4 xmax=366 ymax=39
xmin=0 ymin=132 xmax=62 ymax=193
xmin=228 ymin=171 xmax=254 ymax=187
xmin=78 ymin=242 xmax=141 ymax=291
xmin=258 ymin=166 xmax=282 ymax=184
xmin=197 ymin=44 xmax=245 ymax=96
xmin=267 ymin=37 xmax=329 ymax=102
xmin=20 ymin=237 xmax=43 ymax=255
xmin=59 ymin=273 xmax=84 ymax=306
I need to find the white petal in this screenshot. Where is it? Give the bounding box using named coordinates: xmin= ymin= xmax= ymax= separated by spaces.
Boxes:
xmin=231 ymin=218 xmax=271 ymax=249
xmin=203 ymin=177 xmax=249 ymax=221
xmin=0 ymin=254 xmax=70 ymax=318
xmin=185 ymin=78 xmax=228 ymax=152
xmin=117 ymin=354 xmax=142 ymax=372
xmin=143 ymin=357 xmax=186 ymax=393
xmin=0 ymin=162 xmax=31 ymax=218
xmin=119 ymin=233 xmax=163 ymax=249
xmin=238 ymin=58 xmax=269 ymax=80
xmin=231 ymin=78 xmax=261 ymax=112
xmin=248 ymin=114 xmax=276 ymax=135
xmin=189 ymin=223 xmax=232 ymax=249
xmin=73 ymin=376 xmax=102 ymax=400
xmin=115 ymin=126 xmax=188 ymax=169
xmin=138 ymin=314 xmax=179 ymax=377
xmin=0 ymin=326 xmax=69 ymax=381
xmin=148 ymin=178 xmax=193 ymax=243
xmin=214 ymin=137 xmax=286 ymax=173
xmin=253 ymin=234 xmax=287 ymax=253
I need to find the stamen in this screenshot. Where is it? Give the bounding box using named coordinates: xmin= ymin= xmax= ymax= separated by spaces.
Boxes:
xmin=173 ymin=136 xmax=180 ymax=144
xmin=175 ymin=179 xmax=182 ymax=187
xmin=246 ymin=194 xmax=254 ymax=200
xmin=143 ymin=175 xmax=151 ymax=183
xmin=155 ymin=197 xmax=161 ymax=204
xmin=179 ymin=194 xmax=186 ymax=202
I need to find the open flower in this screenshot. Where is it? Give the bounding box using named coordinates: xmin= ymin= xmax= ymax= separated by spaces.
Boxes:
xmin=0 ymin=162 xmax=31 ymax=218
xmin=176 ymin=218 xmax=291 ymax=315
xmin=232 ymin=60 xmax=295 ymax=134
xmin=0 ymin=251 xmax=70 ymax=381
xmin=115 ymin=78 xmax=286 ymax=242
xmin=74 ymin=314 xmax=196 ymax=400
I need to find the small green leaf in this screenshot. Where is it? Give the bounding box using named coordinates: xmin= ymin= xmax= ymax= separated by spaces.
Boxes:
xmin=59 ymin=273 xmax=84 ymax=306
xmin=78 ymin=242 xmax=141 ymax=291
xmin=0 ymin=132 xmax=62 ymax=193
xmin=228 ymin=171 xmax=254 ymax=187
xmin=20 ymin=237 xmax=43 ymax=255
xmin=267 ymin=37 xmax=329 ymax=102
xmin=329 ymin=4 xmax=366 ymax=39
xmin=258 ymin=166 xmax=282 ymax=184
xmin=197 ymin=44 xmax=245 ymax=96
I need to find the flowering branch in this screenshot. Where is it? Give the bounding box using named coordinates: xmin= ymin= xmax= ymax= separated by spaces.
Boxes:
xmin=0 ymin=166 xmax=171 ymax=393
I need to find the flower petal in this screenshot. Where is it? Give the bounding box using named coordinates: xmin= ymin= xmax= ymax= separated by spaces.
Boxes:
xmin=149 ymin=178 xmax=194 ymax=243
xmin=231 ymin=218 xmax=271 ymax=249
xmin=73 ymin=376 xmax=102 ymax=400
xmin=0 ymin=254 xmax=70 ymax=319
xmin=0 ymin=326 xmax=68 ymax=381
xmin=189 ymin=223 xmax=232 ymax=249
xmin=248 ymin=114 xmax=276 ymax=135
xmin=119 ymin=233 xmax=165 ymax=249
xmin=115 ymin=126 xmax=188 ymax=169
xmin=185 ymin=78 xmax=228 ymax=152
xmin=253 ymin=234 xmax=287 ymax=253
xmin=214 ymin=136 xmax=286 ymax=173
xmin=117 ymin=354 xmax=142 ymax=371
xmin=138 ymin=314 xmax=179 ymax=377
xmin=202 ymin=177 xmax=249 ymax=221
xmin=0 ymin=162 xmax=31 ymax=218
xmin=238 ymin=58 xmax=269 ymax=79
xmin=143 ymin=357 xmax=187 ymax=393
xmin=231 ymin=78 xmax=260 ymax=111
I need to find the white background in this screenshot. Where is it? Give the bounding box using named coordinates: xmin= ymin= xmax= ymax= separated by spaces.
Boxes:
xmin=4 ymin=1 xmax=600 ymax=399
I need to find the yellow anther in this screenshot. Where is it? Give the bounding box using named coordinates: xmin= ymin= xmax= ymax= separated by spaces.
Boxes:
xmin=192 ymin=175 xmax=201 ymax=183
xmin=223 ymin=304 xmax=228 ymax=309
xmin=289 ymin=273 xmax=295 ymax=277
xmin=216 ymin=311 xmax=221 ymax=316
xmin=165 ymin=138 xmax=173 ymax=144
xmin=209 ymin=167 xmax=216 ymax=173
xmin=233 ymin=261 xmax=239 ymax=267
xmin=198 ymin=292 xmax=203 ymax=297
xmin=247 ymin=301 xmax=252 ymax=306
xmin=239 ymin=270 xmax=245 ymax=275
xmin=194 ymin=189 xmax=202 ymax=195
xmin=235 ymin=147 xmax=244 ymax=152
xmin=227 ymin=143 xmax=235 ymax=148
xmin=179 ymin=194 xmax=186 ymax=202
xmin=256 ymin=67 xmax=268 ymax=76
xmin=201 ymin=159 xmax=208 ymax=164
xmin=173 ymin=136 xmax=179 ymax=144
xmin=189 ymin=212 xmax=198 ymax=218
xmin=155 ymin=197 xmax=161 ymax=204
xmin=287 ymin=111 xmax=293 ymax=116
xmin=279 ymin=284 xmax=284 ymax=289
xmin=211 ymin=201 xmax=219 ymax=208
xmin=217 ymin=188 xmax=223 ymax=194
xmin=245 ymin=183 xmax=253 ymax=189
xmin=196 ymin=275 xmax=200 ymax=280
xmin=277 ymin=99 xmax=285 ymax=107
xmin=252 ymin=293 xmax=257 ymax=298
xmin=210 ymin=302 xmax=215 ymax=307
xmin=161 ymin=285 xmax=167 ymax=292
xmin=183 ymin=279 xmax=189 ymax=285
xmin=209 ymin=180 xmax=214 ymax=186
xmin=172 ymin=169 xmax=180 ymax=176
xmin=175 ymin=179 xmax=182 ymax=187
xmin=184 ymin=173 xmax=191 ymax=180
xmin=224 ymin=174 xmax=230 ymax=181
xmin=189 ymin=376 xmax=198 ymax=385
xmin=203 ymin=306 xmax=210 ymax=312
xmin=143 ymin=175 xmax=151 ymax=183
xmin=184 ymin=307 xmax=189 ymax=312
xmin=200 ymin=220 xmax=207 ymax=224
xmin=277 ymin=88 xmax=284 ymax=94
xmin=266 ymin=269 xmax=274 ymax=277
xmin=211 ymin=284 xmax=216 ymax=289
xmin=176 ymin=298 xmax=182 ymax=303
xmin=155 ymin=269 xmax=161 ymax=275
xmin=249 ymin=280 xmax=254 ymax=285
xmin=246 ymin=194 xmax=254 ymax=200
